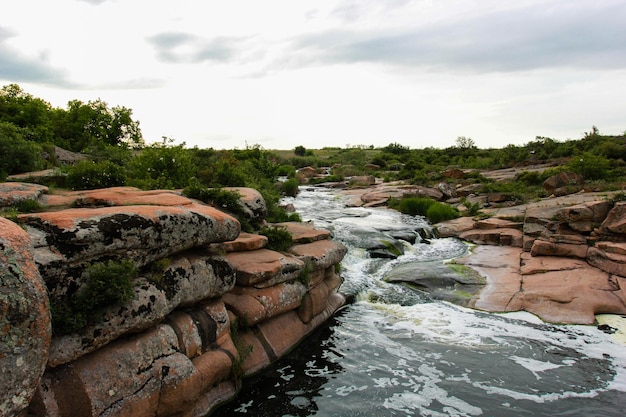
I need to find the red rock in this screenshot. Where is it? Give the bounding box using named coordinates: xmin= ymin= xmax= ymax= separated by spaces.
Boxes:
xmin=0 ymin=218 xmax=51 ymax=417
xmin=289 ymin=239 xmax=348 ymax=270
xmin=434 ymin=216 xmax=476 ymax=238
xmin=596 ymin=241 xmax=626 ymax=255
xmin=474 ymin=217 xmax=522 ymax=230
xmin=232 ymin=282 xmax=307 ymax=319
xmin=276 ymin=222 xmax=331 ymax=243
xmin=459 ymin=228 xmax=523 ymax=247
xmin=239 ymin=329 xmax=272 ymax=376
xmin=223 ymin=292 xmax=268 ymax=325
xmin=257 ymin=311 xmax=309 ymax=358
xmin=167 ymin=310 xmax=203 ymax=358
xmin=298 ymin=280 xmax=331 ymax=323
xmin=225 ymin=249 xmax=304 ymax=287
xmin=587 ymin=246 xmax=626 ymax=277
xmin=213 ymin=232 xmax=268 ymax=253
xmin=600 ymin=202 xmax=626 ymax=235
xmin=530 ymin=239 xmax=589 ymax=259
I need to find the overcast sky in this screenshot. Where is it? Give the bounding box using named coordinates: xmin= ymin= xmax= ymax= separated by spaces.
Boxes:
xmin=1 ymin=0 xmax=625 ymax=150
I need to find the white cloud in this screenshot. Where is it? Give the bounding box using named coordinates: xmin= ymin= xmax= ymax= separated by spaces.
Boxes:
xmin=1 ymin=0 xmax=625 ymax=149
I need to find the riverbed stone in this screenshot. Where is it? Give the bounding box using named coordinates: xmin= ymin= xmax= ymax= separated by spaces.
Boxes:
xmin=383 ymin=261 xmax=486 ymax=306
xmin=0 ymin=218 xmax=51 ymax=417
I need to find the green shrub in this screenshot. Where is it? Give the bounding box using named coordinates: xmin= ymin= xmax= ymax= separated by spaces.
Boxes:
xmin=566 ymin=152 xmax=612 ymax=180
xmin=51 ymin=259 xmax=137 ymax=335
xmin=65 ymin=160 xmax=126 ymax=190
xmin=461 ymin=199 xmax=482 ymax=217
xmin=389 ymin=196 xmax=458 ymax=223
xmin=281 ymin=178 xmax=299 ymax=197
xmin=394 ymin=197 xmax=435 ymax=216
xmin=259 ymin=226 xmax=293 ymax=252
xmin=426 ymin=202 xmax=459 ymax=223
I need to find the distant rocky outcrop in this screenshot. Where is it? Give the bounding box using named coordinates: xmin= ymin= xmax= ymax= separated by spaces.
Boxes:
xmin=435 ymin=192 xmax=626 ymax=324
xmin=0 ymin=184 xmax=347 ymax=417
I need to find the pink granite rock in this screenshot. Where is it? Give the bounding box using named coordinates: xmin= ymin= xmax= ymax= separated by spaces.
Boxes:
xmin=0 ymin=218 xmax=51 ymax=417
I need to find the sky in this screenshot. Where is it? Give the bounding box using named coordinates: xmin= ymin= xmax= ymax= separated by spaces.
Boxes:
xmin=1 ymin=0 xmax=625 ymax=150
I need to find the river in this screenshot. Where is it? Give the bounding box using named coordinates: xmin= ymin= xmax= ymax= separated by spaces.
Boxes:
xmin=211 ymin=187 xmax=626 ymax=416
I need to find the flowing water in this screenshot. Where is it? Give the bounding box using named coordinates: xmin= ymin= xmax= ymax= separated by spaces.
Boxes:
xmin=212 ymin=187 xmax=626 ymax=416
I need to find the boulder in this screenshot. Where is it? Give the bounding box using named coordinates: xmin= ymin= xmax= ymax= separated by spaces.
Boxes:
xmin=434 ymin=216 xmax=476 ymax=238
xmin=0 ymin=182 xmax=48 ymax=207
xmin=225 ymin=187 xmax=268 ymax=224
xmin=599 ymin=202 xmax=626 ymax=236
xmin=383 ymin=261 xmax=486 ymax=306
xmin=543 ymin=171 xmax=584 ymax=196
xmin=587 ymin=246 xmax=626 ymax=278
xmin=437 ymin=182 xmax=456 ymax=200
xmin=47 ymin=253 xmax=235 ymax=367
xmin=211 ymin=232 xmax=268 ymax=253
xmin=20 ymin=203 xmax=240 ymax=299
xmin=0 ymin=218 xmax=51 ymax=417
xmin=349 ymin=176 xmax=376 ymax=187
xmin=289 ymin=239 xmax=348 ymax=271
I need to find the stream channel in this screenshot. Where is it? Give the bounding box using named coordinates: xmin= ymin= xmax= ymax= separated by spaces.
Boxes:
xmin=211 ymin=187 xmax=626 ymax=416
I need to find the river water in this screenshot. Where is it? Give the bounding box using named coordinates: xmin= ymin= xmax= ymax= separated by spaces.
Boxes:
xmin=212 ymin=187 xmax=626 ymax=416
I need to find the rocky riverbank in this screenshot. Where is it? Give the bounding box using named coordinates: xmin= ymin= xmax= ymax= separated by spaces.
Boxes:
xmin=340 ymin=180 xmax=626 ymax=326
xmin=0 ymin=183 xmax=346 ymax=417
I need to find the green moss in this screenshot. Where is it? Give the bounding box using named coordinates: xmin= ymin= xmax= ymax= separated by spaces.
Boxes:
xmin=382 ymin=240 xmax=403 ymax=257
xmin=447 ymin=263 xmax=485 ymax=284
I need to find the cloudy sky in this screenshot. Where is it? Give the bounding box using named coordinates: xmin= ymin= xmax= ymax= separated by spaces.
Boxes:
xmin=1 ymin=0 xmax=625 ymax=150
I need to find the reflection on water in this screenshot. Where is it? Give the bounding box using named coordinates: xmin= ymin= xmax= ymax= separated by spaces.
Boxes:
xmin=210 ymin=187 xmax=626 ymax=417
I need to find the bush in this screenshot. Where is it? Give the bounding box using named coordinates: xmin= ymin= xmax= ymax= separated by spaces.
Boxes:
xmin=566 ymin=152 xmax=612 ymax=180
xmin=393 ymin=197 xmax=435 ymax=216
xmin=281 ymin=178 xmax=299 ymax=197
xmin=426 ymin=202 xmax=459 ymax=223
xmin=389 ymin=196 xmax=458 ymax=223
xmin=0 ymin=121 xmax=43 ymax=174
xmin=65 ymin=160 xmax=126 ymax=190
xmin=259 ymin=226 xmax=293 ymax=252
xmin=51 ymin=259 xmax=137 ymax=335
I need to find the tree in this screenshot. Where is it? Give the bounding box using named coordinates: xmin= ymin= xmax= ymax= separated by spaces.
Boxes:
xmin=294 ymin=145 xmax=306 ymax=156
xmin=455 ymin=136 xmax=476 ymax=150
xmin=0 ymin=121 xmax=43 ymax=176
xmin=52 ymin=99 xmax=143 ymax=152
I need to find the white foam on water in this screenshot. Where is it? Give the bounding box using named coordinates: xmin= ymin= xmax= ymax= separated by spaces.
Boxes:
xmin=364 ymin=299 xmax=626 ymax=405
xmin=509 ymin=356 xmax=564 ymax=379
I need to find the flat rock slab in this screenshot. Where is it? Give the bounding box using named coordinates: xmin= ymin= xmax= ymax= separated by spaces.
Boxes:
xmin=456 ymin=245 xmax=626 ymax=324
xmin=19 ymin=203 xmax=240 ymax=267
xmin=275 ymin=222 xmax=331 ymax=243
xmin=0 ymin=182 xmax=48 ymax=206
xmin=225 ymin=249 xmax=304 ymax=287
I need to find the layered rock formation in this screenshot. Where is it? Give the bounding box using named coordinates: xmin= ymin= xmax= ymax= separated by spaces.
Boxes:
xmin=0 ymin=184 xmax=347 ymax=417
xmin=437 ymin=192 xmax=626 ymax=324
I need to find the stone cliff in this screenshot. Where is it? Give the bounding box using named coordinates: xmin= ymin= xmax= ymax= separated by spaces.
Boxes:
xmin=0 ymin=183 xmax=347 ymax=417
